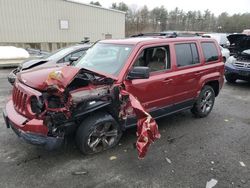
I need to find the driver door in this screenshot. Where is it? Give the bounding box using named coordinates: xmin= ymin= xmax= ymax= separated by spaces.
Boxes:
xmin=124 ymin=44 xmax=175 ymax=112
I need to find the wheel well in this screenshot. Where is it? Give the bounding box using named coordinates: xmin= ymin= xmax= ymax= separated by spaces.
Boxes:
xmin=223 ymin=57 xmax=226 ymax=63
xmin=205 ymin=80 xmax=219 ymax=96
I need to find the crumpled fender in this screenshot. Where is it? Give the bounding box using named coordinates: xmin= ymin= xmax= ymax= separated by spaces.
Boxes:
xmin=120 ymin=90 xmax=161 ymax=159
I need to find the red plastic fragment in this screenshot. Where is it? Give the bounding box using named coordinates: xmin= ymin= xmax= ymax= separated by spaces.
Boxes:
xmin=120 ymin=90 xmax=161 ymax=159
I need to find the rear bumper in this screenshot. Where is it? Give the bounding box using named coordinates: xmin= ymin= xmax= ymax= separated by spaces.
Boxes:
xmin=3 ymin=100 xmax=63 ymax=150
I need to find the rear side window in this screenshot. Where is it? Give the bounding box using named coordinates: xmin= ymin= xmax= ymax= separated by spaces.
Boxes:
xmin=175 ymin=43 xmax=200 ymax=67
xmin=201 ymin=42 xmax=219 ymax=62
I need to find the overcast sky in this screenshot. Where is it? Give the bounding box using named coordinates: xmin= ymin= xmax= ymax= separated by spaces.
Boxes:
xmin=71 ymin=0 xmax=250 ymax=16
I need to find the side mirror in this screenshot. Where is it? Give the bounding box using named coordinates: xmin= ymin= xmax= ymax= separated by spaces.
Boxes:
xmin=127 ymin=66 xmax=150 ymax=80
xmin=69 ymin=56 xmax=79 ymax=64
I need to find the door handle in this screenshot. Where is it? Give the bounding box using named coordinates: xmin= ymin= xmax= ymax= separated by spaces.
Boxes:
xmin=194 ymin=71 xmax=204 ymax=76
xmin=162 ymin=78 xmax=173 ymax=84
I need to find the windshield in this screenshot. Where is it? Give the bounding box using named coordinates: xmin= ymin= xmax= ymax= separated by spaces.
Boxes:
xmin=43 ymin=47 xmax=74 ymax=60
xmin=75 ymin=43 xmax=133 ymax=76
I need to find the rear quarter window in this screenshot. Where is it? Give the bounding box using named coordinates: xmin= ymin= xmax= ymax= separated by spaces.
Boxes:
xmin=201 ymin=42 xmax=219 ymax=63
xmin=175 ymin=43 xmax=200 ymax=67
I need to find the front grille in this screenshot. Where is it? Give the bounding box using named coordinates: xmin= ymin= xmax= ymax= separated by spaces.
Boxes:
xmin=12 ymin=85 xmax=28 ymax=115
xmin=233 ymin=62 xmax=250 ymax=70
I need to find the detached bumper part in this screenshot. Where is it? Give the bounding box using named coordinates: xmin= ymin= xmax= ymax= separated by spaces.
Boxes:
xmin=4 ymin=100 xmax=63 ymax=150
xmin=2 ymin=109 xmax=10 ymax=128
xmin=11 ymin=124 xmax=63 ymax=150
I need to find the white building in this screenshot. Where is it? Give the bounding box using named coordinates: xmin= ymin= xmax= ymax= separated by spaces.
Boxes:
xmin=0 ymin=0 xmax=125 ymax=51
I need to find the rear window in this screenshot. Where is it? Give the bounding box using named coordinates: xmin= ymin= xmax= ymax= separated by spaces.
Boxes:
xmin=201 ymin=42 xmax=219 ymax=62
xmin=175 ymin=43 xmax=200 ymax=67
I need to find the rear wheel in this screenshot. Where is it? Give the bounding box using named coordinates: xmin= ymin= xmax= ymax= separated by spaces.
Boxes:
xmin=191 ymin=85 xmax=215 ymax=118
xmin=225 ymin=75 xmax=237 ymax=83
xmin=76 ymin=112 xmax=122 ymax=155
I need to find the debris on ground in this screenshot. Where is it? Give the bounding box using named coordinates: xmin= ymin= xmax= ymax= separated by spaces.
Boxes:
xmin=239 ymin=161 xmax=246 ymax=167
xmin=17 ymin=155 xmax=41 ymax=166
xmin=71 ymin=171 xmax=88 ymax=175
xmin=165 ymin=157 xmax=172 ymax=164
xmin=224 ymin=119 xmax=229 ymax=122
xmin=241 ymin=179 xmax=247 ymax=184
xmin=167 ymin=134 xmax=186 ymax=144
xmin=211 ymin=161 xmax=215 ymax=164
xmin=109 ymin=156 xmax=117 ymax=161
xmin=206 ymin=179 xmax=218 ymax=188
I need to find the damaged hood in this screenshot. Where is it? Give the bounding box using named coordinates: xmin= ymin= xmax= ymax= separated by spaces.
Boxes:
xmin=227 ymin=34 xmax=250 ymax=53
xmin=17 ymin=66 xmax=80 ymax=90
xmin=17 ymin=65 xmax=116 ymax=92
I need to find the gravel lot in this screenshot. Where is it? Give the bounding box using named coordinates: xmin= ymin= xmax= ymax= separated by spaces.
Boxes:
xmin=0 ymin=68 xmax=250 ymax=188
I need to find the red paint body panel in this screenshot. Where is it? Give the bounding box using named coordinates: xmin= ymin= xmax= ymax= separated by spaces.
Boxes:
xmin=17 ymin=66 xmax=80 ymax=91
xmin=6 ymin=100 xmax=48 ymax=135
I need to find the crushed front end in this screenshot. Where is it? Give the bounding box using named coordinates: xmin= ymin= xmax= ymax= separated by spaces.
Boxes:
xmin=3 ymin=80 xmax=63 ymax=149
xmin=3 ymin=65 xmax=160 ymax=158
xmin=3 ymin=66 xmax=118 ymax=149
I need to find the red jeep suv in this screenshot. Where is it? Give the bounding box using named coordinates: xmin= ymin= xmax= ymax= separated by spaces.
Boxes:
xmin=3 ymin=37 xmax=224 ymax=155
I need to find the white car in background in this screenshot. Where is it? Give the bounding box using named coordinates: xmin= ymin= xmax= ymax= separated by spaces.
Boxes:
xmin=203 ymin=33 xmax=230 ymax=47
xmin=220 ymin=46 xmax=230 ymax=62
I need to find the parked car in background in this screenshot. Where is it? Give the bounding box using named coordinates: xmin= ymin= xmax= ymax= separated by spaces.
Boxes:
xmin=242 ymin=29 xmax=250 ymax=35
xmin=203 ymin=33 xmax=230 ymax=48
xmin=25 ymin=48 xmax=50 ymax=58
xmin=3 ymin=36 xmax=224 ymax=155
xmin=225 ymin=34 xmax=250 ymax=83
xmin=220 ymin=46 xmax=230 ymax=62
xmin=8 ymin=43 xmax=91 ymax=84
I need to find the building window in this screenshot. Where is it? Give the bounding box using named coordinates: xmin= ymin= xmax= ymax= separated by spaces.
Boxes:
xmin=59 ymin=20 xmax=69 ymax=30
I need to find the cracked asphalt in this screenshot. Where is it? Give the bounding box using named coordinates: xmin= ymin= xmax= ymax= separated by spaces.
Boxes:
xmin=0 ymin=68 xmax=250 ymax=188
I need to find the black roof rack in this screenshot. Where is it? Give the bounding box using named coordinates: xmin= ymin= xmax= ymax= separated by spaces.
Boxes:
xmin=130 ymin=32 xmax=201 ymax=38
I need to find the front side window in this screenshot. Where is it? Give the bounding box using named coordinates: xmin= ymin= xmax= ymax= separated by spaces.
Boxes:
xmin=133 ymin=46 xmax=171 ymax=72
xmin=201 ymin=42 xmax=219 ymax=62
xmin=75 ymin=43 xmax=133 ymax=76
xmin=175 ymin=43 xmax=200 ymax=67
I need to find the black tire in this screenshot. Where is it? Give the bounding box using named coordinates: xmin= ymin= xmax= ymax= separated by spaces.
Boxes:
xmin=225 ymin=75 xmax=237 ymax=83
xmin=76 ymin=112 xmax=122 ymax=155
xmin=191 ymin=85 xmax=215 ymax=118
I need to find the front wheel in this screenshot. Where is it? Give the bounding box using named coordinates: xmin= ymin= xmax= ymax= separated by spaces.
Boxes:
xmin=191 ymin=85 xmax=215 ymax=118
xmin=76 ymin=112 xmax=122 ymax=155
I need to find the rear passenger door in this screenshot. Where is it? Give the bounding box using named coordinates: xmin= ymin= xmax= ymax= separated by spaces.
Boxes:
xmin=172 ymin=42 xmax=202 ymax=103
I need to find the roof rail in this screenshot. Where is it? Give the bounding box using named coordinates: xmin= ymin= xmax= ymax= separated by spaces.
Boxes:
xmin=130 ymin=32 xmax=201 ymax=38
xmin=130 ymin=32 xmax=177 ymax=38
